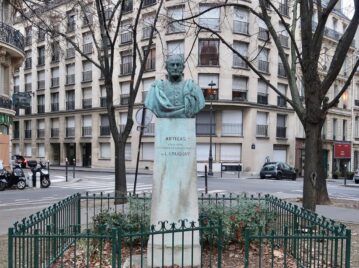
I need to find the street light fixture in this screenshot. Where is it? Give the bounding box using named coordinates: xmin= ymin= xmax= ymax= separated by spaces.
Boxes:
xmin=208 ymin=80 xmax=216 ymax=176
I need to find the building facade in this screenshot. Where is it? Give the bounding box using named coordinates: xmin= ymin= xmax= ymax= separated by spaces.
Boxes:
xmin=0 ymin=0 xmax=24 ymax=168
xmin=12 ymin=0 xmax=357 ymax=176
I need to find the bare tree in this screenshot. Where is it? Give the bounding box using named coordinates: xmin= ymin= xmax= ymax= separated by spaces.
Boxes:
xmin=12 ymin=0 xmax=164 ymax=202
xmin=185 ymin=0 xmax=359 ymax=211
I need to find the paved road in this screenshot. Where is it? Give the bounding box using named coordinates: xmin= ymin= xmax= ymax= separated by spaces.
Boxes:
xmin=0 ymin=169 xmax=358 ymax=234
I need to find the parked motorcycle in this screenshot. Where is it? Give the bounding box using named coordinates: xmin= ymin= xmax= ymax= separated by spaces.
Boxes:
xmin=28 ymin=160 xmax=51 ymax=188
xmin=0 ymin=164 xmax=27 ymax=190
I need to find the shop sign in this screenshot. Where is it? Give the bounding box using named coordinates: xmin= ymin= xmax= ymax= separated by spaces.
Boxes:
xmin=334 ymin=143 xmax=351 ymax=159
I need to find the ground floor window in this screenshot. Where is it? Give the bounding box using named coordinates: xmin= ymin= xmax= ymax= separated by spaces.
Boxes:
xmin=197 ymin=143 xmax=215 ymax=161
xmin=25 ymin=143 xmax=32 ymax=157
xmin=38 ymin=143 xmax=45 ymax=158
xmin=141 ymin=143 xmax=154 ymax=161
xmin=100 ymin=143 xmax=111 ymax=159
xmin=0 ymin=124 xmax=8 ymax=135
xmin=220 ymin=144 xmax=241 ymax=161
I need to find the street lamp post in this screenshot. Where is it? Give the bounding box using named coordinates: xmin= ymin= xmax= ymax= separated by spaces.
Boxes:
xmin=208 ymin=81 xmax=216 ymax=176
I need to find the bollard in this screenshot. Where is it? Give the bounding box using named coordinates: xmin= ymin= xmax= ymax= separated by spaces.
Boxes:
xmin=73 ymin=158 xmax=76 ymax=179
xmin=205 ymin=165 xmax=208 ymax=194
xmin=47 ymin=160 xmax=50 ymax=177
xmin=65 ymin=158 xmax=68 ymax=182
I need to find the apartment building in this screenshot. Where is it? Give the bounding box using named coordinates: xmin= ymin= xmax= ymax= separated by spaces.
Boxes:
xmin=0 ymin=0 xmax=24 ymax=167
xmin=12 ymin=0 xmax=356 ymax=176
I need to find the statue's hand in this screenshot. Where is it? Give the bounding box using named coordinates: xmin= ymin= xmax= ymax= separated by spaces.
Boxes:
xmin=185 ymin=96 xmax=194 ymax=118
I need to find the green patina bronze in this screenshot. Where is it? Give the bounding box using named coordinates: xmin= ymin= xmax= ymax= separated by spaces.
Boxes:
xmin=144 ymin=55 xmax=205 ymax=118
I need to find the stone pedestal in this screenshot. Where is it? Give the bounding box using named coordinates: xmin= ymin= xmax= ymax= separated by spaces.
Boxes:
xmin=147 ymin=118 xmax=200 ymax=267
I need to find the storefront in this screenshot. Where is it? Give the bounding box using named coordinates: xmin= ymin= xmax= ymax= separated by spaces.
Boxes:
xmin=333 ymin=142 xmax=352 ymax=177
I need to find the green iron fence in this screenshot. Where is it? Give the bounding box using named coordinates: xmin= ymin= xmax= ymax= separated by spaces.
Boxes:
xmin=8 ymin=193 xmax=351 ymax=267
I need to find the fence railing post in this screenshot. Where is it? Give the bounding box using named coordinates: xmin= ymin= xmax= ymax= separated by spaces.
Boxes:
xmin=73 ymin=158 xmax=76 ymax=179
xmin=205 ymin=165 xmax=208 ymax=194
xmin=77 ymin=193 xmax=81 ymax=226
xmin=345 ymin=229 xmax=351 ymax=268
xmin=65 ymin=158 xmax=68 ymax=182
xmin=244 ymin=228 xmax=250 ymax=268
xmin=217 ymin=219 xmax=223 ymax=267
xmin=8 ymin=228 xmax=14 ymax=268
xmin=34 ymin=229 xmax=40 ymax=267
xmin=111 ymin=228 xmax=117 ymax=267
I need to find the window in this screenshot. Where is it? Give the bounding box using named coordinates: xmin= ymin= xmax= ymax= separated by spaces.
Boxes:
xmin=66 ymin=40 xmax=75 ymax=59
xmin=333 ymin=118 xmax=337 ymax=140
xmin=232 ymin=76 xmax=247 ymax=101
xmin=276 ymin=114 xmax=286 ymax=138
xmin=14 ymin=76 xmax=19 ymax=92
xmin=233 ymin=42 xmax=248 ymax=68
xmin=197 ymin=143 xmax=215 ymax=161
xmin=343 ymin=120 xmax=347 ymax=141
xmin=144 ymin=46 xmax=156 ymax=71
xmin=233 ymin=7 xmax=249 ymax=34
xmin=51 ymin=118 xmax=59 ymax=137
xmin=120 ymin=82 xmax=130 ymax=105
xmin=37 ymin=119 xmax=45 ymax=138
xmin=51 ymin=67 xmax=60 ymax=88
xmin=119 ymin=112 xmax=128 ymax=132
xmin=82 ymin=61 xmax=92 ymax=82
xmin=355 ymin=117 xmax=359 ymax=138
xmin=66 ymin=117 xmax=75 ymax=137
xmin=24 ymin=120 xmax=31 ymax=139
xmin=100 ymin=115 xmax=110 ymax=136
xmin=100 ymin=143 xmax=111 ymax=159
xmin=125 ymin=143 xmax=132 ymax=160
xmin=121 ymin=20 xmax=132 ymax=44
xmin=82 ymin=115 xmax=92 ymax=136
xmin=37 ymin=95 xmax=45 ymax=113
xmin=222 ymin=110 xmax=243 ymax=136
xmin=333 ymin=84 xmax=339 ymax=107
xmin=277 ymin=84 xmax=287 ymax=107
xmin=257 ymin=79 xmax=268 ymax=104
xmin=256 ymin=112 xmax=268 ymax=136
xmin=25 ymin=26 xmax=32 ymax=46
xmin=196 ymin=111 xmax=216 ymax=136
xmin=120 ymin=50 xmax=132 ymax=75
xmin=198 ymin=73 xmax=219 ymax=100
xmin=141 ymin=143 xmax=154 ymax=160
xmin=278 ymin=0 xmax=289 ymax=16
xmin=82 ymin=88 xmax=92 ymax=109
xmin=66 ymin=64 xmax=75 ymax=85
xmin=199 ymin=39 xmax=219 ymax=66
xmin=51 ymin=42 xmax=60 ymax=63
xmin=82 ymin=5 xmax=93 ymax=26
xmin=38 ymin=46 xmax=45 ymax=65
xmin=67 ymin=14 xmax=76 ymax=32
xmin=37 ymin=70 xmax=45 ymax=90
xmin=13 ymin=144 xmax=20 ymax=155
xmin=24 ymin=50 xmax=32 ymax=69
xmin=38 ymin=144 xmax=45 ymax=158
xmin=142 ymin=13 xmax=155 ymax=40
xmin=25 ymin=144 xmax=32 ymax=157
xmin=167 ymin=40 xmax=184 ymax=58
xmin=199 ymin=4 xmax=220 ymax=31
xmin=258 ymin=47 xmax=269 ymax=73
xmin=66 ymin=91 xmax=75 ymax=110
xmin=278 ymin=23 xmax=289 ymax=47
xmin=258 ymin=19 xmax=269 ymax=41
xmin=278 ymin=56 xmax=287 ymax=77
xmin=51 ymin=93 xmax=59 ymax=112
xmin=100 ymin=86 xmax=107 ymax=107
xmin=142 ymin=77 xmax=155 ymax=101
xmin=24 ymin=74 xmax=32 ymax=91
xmin=168 ymin=6 xmax=185 ymax=33
xmin=83 ymin=32 xmax=93 ymax=54
xmin=220 ymin=144 xmax=241 ymax=161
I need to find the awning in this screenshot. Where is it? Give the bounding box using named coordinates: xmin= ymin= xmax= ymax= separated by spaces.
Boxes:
xmin=0 ymin=114 xmax=13 ymax=126
xmin=334 ymin=143 xmax=351 ymax=159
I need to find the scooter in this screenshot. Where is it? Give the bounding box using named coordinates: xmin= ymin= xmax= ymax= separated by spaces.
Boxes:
xmin=0 ymin=164 xmax=27 ymax=190
xmin=28 ymin=160 xmax=51 ymax=188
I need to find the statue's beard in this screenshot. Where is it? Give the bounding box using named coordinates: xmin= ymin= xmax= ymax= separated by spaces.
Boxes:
xmin=170 ymin=74 xmax=182 ymax=82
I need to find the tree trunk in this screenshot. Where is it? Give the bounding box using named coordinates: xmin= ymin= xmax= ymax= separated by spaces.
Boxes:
xmin=303 ymin=122 xmax=330 ymax=211
xmin=114 ymin=139 xmax=127 ymax=204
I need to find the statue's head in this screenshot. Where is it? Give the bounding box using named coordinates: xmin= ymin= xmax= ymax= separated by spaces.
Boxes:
xmin=165 ymin=55 xmax=184 ymax=82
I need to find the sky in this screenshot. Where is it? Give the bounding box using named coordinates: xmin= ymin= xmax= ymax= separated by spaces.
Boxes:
xmin=343 ymin=0 xmax=354 ymax=17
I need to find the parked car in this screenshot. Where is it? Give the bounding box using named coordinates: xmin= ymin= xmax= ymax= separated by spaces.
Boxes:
xmin=260 ymin=162 xmax=297 ymax=180
xmin=354 ymin=170 xmax=359 ymax=184
xmin=11 ymin=155 xmax=27 ymax=168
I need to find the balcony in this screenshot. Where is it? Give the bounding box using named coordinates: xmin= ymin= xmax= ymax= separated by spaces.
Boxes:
xmin=51 ymin=103 xmax=59 ymax=112
xmin=198 ymin=18 xmax=220 ymax=31
xmin=277 ymin=96 xmax=287 ymax=107
xmin=233 ymin=21 xmax=249 ymax=35
xmin=24 ymin=58 xmax=32 ymax=69
xmin=257 ymin=94 xmax=268 ymax=105
xmin=232 ymin=91 xmax=247 ymax=101
xmin=120 ymin=32 xmax=132 ymax=44
xmin=37 ymin=105 xmax=45 ymax=113
xmin=276 ymin=126 xmax=286 ymax=138
xmin=66 ymin=101 xmax=75 ymax=110
xmin=0 ymin=96 xmax=12 ymax=109
xmin=37 ymin=80 xmax=45 ymax=90
xmin=66 ymin=127 xmax=75 ymax=137
xmin=100 ymin=97 xmax=107 ymax=107
xmin=278 ymin=63 xmax=287 ymax=77
xmin=66 ymin=74 xmax=75 ymax=85
xmin=279 ymin=3 xmax=289 ymax=16
xmin=196 ymin=123 xmax=216 ymax=136
xmin=120 ymin=94 xmax=130 ymax=105
xmin=51 ymin=77 xmax=59 ymax=88
xmin=66 ymin=48 xmax=75 ymax=59
xmin=82 ymin=71 xmax=92 ymax=82
xmin=258 ymin=28 xmax=269 ymax=41
xmin=82 ymin=126 xmax=92 ymax=137
xmin=222 ymin=123 xmax=243 ymax=136
xmin=24 ymin=130 xmax=32 ymax=139
xmin=51 ymin=128 xmax=59 ymax=138
xmin=37 ymin=129 xmax=45 ymax=138
xmin=233 ymin=56 xmax=248 ymax=68
xmin=38 ymin=56 xmax=45 ymax=66
xmin=0 ymin=22 xmax=25 ymax=52
xmin=120 ymin=62 xmax=133 ymax=75
xmin=143 ymin=0 xmax=156 ymax=7
xmin=100 ymin=126 xmax=111 ymax=136
xmin=258 ymin=60 xmax=269 ymax=73
xmin=83 ymin=43 xmax=93 ymax=54
xmin=82 ymin=98 xmax=92 ymax=109
xmin=279 ymin=34 xmax=289 ymax=47
xmin=256 ymin=124 xmax=268 ymax=137
xmin=143 ymin=123 xmax=155 ymax=136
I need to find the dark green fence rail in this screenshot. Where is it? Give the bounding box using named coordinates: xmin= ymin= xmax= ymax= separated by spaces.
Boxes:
xmin=8 ymin=193 xmax=351 ymax=267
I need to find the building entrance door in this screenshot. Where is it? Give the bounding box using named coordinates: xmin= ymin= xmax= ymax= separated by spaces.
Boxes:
xmin=51 ymin=143 xmax=60 ymax=165
xmin=82 ymin=143 xmax=92 ymax=167
xmin=65 ymin=143 xmax=76 ymax=165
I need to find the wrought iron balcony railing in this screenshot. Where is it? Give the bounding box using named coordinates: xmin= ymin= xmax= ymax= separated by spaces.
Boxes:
xmin=120 ymin=62 xmax=133 ymax=75
xmin=66 ymin=101 xmax=75 ymax=110
xmin=0 ymin=96 xmax=12 ymax=109
xmin=143 ymin=123 xmax=155 ymax=136
xmin=277 ymin=96 xmax=287 ymax=107
xmin=279 ymin=34 xmax=289 ymax=47
xmin=66 ymin=74 xmax=75 ymax=85
xmin=256 ymin=124 xmax=268 ymax=136
xmin=276 ymin=126 xmax=286 ymax=138
xmin=257 ymin=94 xmax=268 ymax=105
xmin=233 ymin=56 xmax=248 ymax=68
xmin=37 ymin=80 xmax=45 ymax=90
xmin=279 ymin=3 xmax=289 ymax=16
xmin=233 ymin=21 xmax=249 ymax=35
xmin=24 ymin=130 xmax=32 ymax=139
xmin=66 ymin=127 xmax=75 ymax=137
xmin=51 ymin=77 xmax=60 ymax=88
xmin=66 ymin=48 xmax=75 ymax=59
xmin=24 ymin=58 xmax=32 ymax=69
xmin=278 ymin=63 xmax=287 ymax=77
xmin=0 ymin=22 xmax=25 ymax=52
xmin=51 ymin=128 xmax=59 ymax=138
xmin=100 ymin=126 xmax=111 ymax=136
xmin=198 ymin=18 xmax=220 ymax=31
xmin=232 ymin=91 xmax=247 ymax=101
xmin=120 ymin=32 xmax=132 ymax=44
xmin=196 ymin=123 xmax=216 ymax=136
xmin=121 ymin=94 xmax=130 ymax=105
xmin=51 ymin=103 xmax=59 ymax=112
xmin=37 ymin=105 xmax=45 ymax=113
xmin=258 ymin=60 xmax=269 ymax=73
xmin=82 ymin=71 xmax=92 ymax=82
xmin=100 ymin=97 xmax=107 ymax=107
xmin=83 ymin=43 xmax=93 ymax=54
xmin=82 ymin=99 xmax=92 ymax=109
xmin=258 ymin=28 xmax=269 ymax=41
xmin=82 ymin=126 xmax=92 ymax=137
xmin=222 ymin=123 xmax=243 ymax=136
xmin=37 ymin=129 xmax=45 ymax=138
